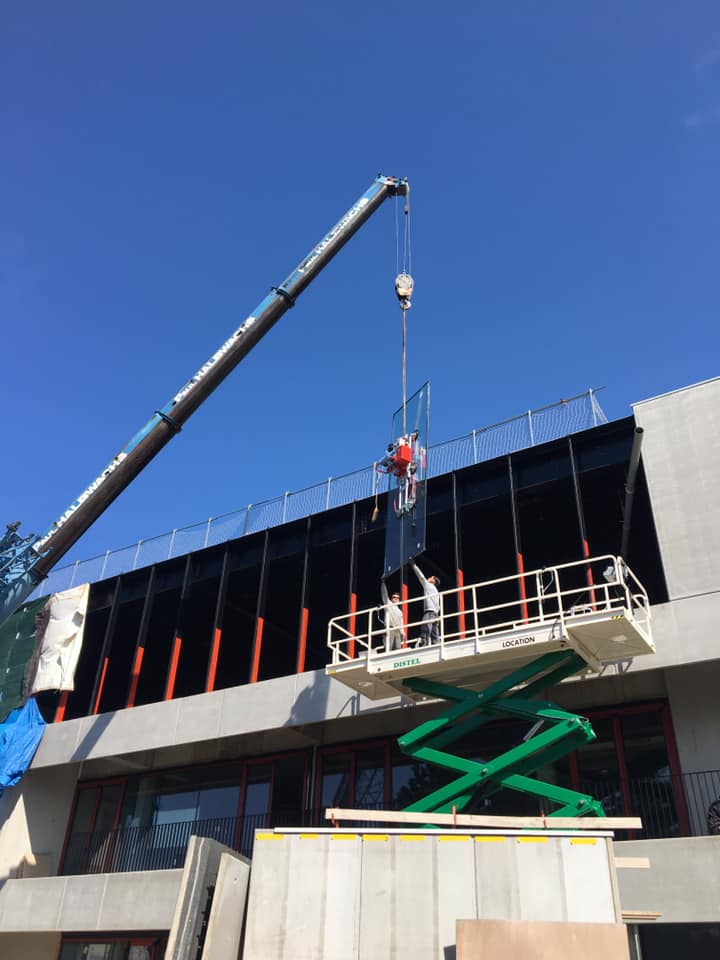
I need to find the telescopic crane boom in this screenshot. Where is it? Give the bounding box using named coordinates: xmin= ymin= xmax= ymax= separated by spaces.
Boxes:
xmin=0 ymin=174 xmax=409 ymax=627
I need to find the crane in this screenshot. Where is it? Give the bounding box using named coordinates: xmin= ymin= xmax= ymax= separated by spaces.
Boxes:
xmin=0 ymin=175 xmax=409 ymax=628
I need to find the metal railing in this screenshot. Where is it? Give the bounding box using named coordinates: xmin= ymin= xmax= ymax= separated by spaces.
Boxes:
xmin=58 ymin=770 xmax=720 ymax=876
xmin=61 ymin=809 xmax=306 ymax=875
xmin=34 ymin=390 xmax=606 ymax=597
xmin=327 ymin=555 xmax=650 ymax=665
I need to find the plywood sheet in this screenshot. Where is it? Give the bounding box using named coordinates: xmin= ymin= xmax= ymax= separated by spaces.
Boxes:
xmin=456 ymin=919 xmax=630 ymax=960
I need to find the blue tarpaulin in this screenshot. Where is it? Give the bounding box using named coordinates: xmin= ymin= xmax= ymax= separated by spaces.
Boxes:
xmin=0 ymin=697 xmax=46 ymax=797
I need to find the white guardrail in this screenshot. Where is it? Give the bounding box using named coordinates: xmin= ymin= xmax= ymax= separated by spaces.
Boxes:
xmin=327 ymin=555 xmax=650 ymax=664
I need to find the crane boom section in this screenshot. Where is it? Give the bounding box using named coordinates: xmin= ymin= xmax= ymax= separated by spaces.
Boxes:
xmin=0 ymin=175 xmax=408 ymax=626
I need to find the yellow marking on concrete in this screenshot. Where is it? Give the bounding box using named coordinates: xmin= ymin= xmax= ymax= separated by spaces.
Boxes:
xmin=517 ymin=836 xmax=548 ymax=843
xmin=331 ymin=834 xmax=357 ymax=840
xmin=439 ymin=835 xmax=471 ymax=841
xmin=474 ymin=836 xmax=506 ymax=843
xmin=363 ymin=834 xmax=389 ymax=841
xmin=256 ymin=833 xmax=283 ymax=841
xmin=570 ymin=837 xmax=597 ymax=845
xmin=300 ymin=833 xmax=319 ymax=840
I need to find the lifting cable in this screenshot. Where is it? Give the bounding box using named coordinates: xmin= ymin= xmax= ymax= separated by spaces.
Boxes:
xmin=394 ymin=186 xmax=413 ymax=436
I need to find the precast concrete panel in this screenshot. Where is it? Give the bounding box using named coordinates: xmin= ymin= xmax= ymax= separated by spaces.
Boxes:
xmin=435 ymin=836 xmax=476 ymax=956
xmin=474 ymin=836 xmax=520 ymax=920
xmin=323 ymin=835 xmax=361 ymax=960
xmin=515 ymin=837 xmax=566 ymax=921
xmin=392 ymin=835 xmax=437 ymax=957
xmin=243 ymin=834 xmax=290 ymax=959
xmin=284 ymin=832 xmax=329 ymax=956
xmin=562 ymin=838 xmax=617 ymax=923
xmin=358 ymin=834 xmax=393 ymax=960
xmin=244 ymin=830 xmax=619 ymax=960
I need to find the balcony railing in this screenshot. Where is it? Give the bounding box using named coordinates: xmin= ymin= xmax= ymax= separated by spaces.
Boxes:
xmin=59 ymin=770 xmax=720 ymax=877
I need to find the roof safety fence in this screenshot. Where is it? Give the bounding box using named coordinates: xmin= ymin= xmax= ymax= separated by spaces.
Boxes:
xmin=36 ymin=389 xmax=607 ymax=596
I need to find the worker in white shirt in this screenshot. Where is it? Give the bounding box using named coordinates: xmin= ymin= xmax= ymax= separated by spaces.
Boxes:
xmin=411 ymin=562 xmax=441 ymax=646
xmin=380 ymin=580 xmax=405 ymax=652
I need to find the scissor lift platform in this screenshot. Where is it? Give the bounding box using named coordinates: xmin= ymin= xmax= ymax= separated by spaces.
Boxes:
xmin=326 ymin=556 xmax=654 ymax=702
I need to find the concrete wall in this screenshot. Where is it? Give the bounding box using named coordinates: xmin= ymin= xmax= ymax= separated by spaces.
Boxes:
xmin=29 ymin=668 xmax=400 ymax=775
xmin=633 ymin=377 xmax=720 ymax=601
xmin=665 ymin=660 xmax=720 ymax=772
xmin=615 ymin=836 xmax=720 ymax=923
xmin=0 ymin=869 xmax=182 ymax=932
xmin=0 ymin=764 xmax=78 ymax=882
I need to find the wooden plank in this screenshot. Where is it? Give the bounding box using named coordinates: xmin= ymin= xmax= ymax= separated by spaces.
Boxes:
xmin=621 ymin=910 xmax=661 ymax=921
xmin=614 ymin=856 xmax=650 ymax=869
xmin=325 ymin=807 xmax=642 ymax=830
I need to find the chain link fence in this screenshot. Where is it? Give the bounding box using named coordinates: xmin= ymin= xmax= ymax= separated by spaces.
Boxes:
xmin=36 ymin=389 xmax=607 ymax=596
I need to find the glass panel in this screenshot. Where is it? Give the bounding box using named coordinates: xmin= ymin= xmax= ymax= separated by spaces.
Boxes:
xmin=621 ymin=711 xmax=678 ymax=837
xmin=197 ymin=785 xmax=241 ymax=822
xmin=271 ymin=755 xmax=306 ymax=824
xmin=321 ymin=753 xmax=351 ymax=808
xmin=60 ymin=944 xmax=131 ymax=960
xmin=154 ymin=791 xmax=199 ymax=825
xmin=384 ymin=382 xmax=430 ymax=575
xmin=355 ymin=748 xmax=385 ymax=810
xmin=70 ymin=789 xmax=97 ymax=835
xmin=244 ymin=764 xmax=272 ymax=818
xmin=576 ymin=718 xmax=623 ymax=817
xmin=86 ymin=785 xmax=122 ymax=873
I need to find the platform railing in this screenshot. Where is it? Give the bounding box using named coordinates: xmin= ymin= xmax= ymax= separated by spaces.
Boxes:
xmin=327 ymin=555 xmax=650 ymax=665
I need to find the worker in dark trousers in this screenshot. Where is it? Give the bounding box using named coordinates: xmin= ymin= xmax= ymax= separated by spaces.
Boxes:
xmin=411 ymin=562 xmax=441 ymax=646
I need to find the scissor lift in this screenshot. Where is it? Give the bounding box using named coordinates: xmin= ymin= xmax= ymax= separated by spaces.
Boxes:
xmin=327 ymin=555 xmax=654 ymax=818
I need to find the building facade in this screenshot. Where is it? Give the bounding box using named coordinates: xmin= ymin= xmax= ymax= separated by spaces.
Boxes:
xmin=1 ymin=378 xmax=719 ymax=959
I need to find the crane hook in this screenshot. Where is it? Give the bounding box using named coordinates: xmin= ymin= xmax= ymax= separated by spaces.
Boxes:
xmin=395 ymin=273 xmax=414 ymax=310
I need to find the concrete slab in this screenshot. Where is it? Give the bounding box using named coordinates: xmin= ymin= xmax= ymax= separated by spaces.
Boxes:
xmin=174 ymin=690 xmax=223 ymax=745
xmin=0 ymin=877 xmax=64 ymax=931
xmin=56 ymin=874 xmax=107 ymax=930
xmin=202 ymin=851 xmax=250 ymax=960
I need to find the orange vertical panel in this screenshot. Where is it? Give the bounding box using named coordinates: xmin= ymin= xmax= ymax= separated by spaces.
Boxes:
xmin=297 ymin=607 xmax=309 ymax=673
xmin=126 ymin=646 xmax=145 ymax=708
xmin=93 ymin=657 xmax=110 ymax=715
xmin=54 ymin=691 xmax=69 ymax=723
xmin=206 ymin=628 xmax=222 ymax=692
xmin=582 ymin=538 xmax=597 ymax=609
xmin=348 ymin=593 xmax=357 ymax=660
xmin=165 ymin=635 xmax=183 ymax=701
xmin=457 ymin=568 xmax=466 ymax=638
xmin=251 ymin=617 xmax=264 ymax=683
xmin=517 ymin=552 xmax=529 ymax=622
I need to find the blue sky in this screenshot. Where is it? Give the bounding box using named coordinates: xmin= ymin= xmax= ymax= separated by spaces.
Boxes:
xmin=2 ymin=2 xmax=719 ymax=568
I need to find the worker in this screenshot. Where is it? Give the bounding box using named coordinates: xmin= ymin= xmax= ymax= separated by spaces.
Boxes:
xmin=411 ymin=562 xmax=441 ymax=646
xmin=380 ymin=580 xmax=405 ymax=652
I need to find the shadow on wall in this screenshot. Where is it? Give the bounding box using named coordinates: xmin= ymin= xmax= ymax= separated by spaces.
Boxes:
xmin=285 ymin=668 xmax=371 ymax=735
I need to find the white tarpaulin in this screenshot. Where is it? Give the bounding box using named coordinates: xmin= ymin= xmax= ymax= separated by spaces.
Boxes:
xmin=30 ymin=583 xmax=90 ymax=694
